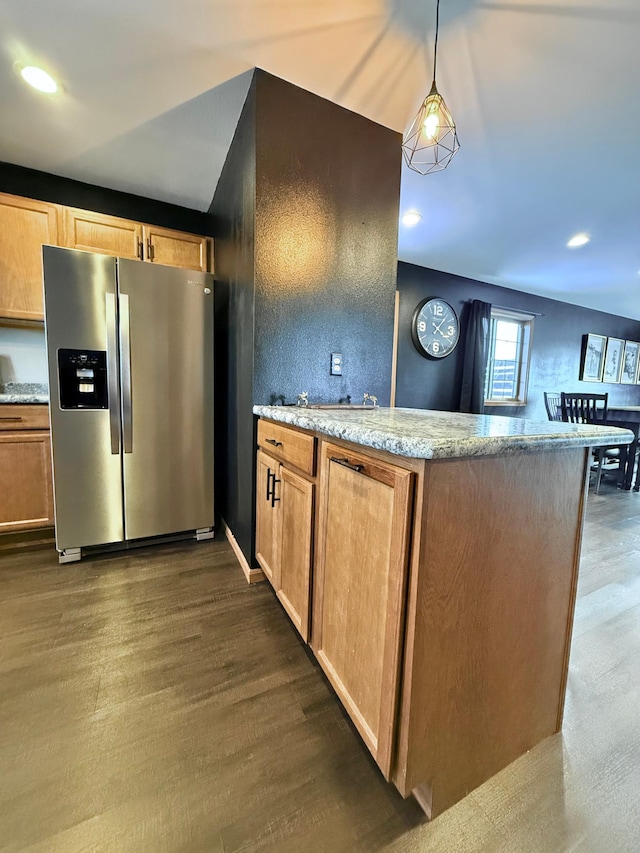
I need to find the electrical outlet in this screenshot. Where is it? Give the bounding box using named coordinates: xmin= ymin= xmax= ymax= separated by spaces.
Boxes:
xmin=330 ymin=353 xmax=343 ymax=376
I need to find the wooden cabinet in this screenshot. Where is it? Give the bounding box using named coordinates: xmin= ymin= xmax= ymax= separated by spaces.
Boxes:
xmin=0 ymin=406 xmax=54 ymax=533
xmin=312 ymin=441 xmax=414 ymax=779
xmin=0 ymin=194 xmax=213 ymax=322
xmin=0 ymin=192 xmax=60 ymax=321
xmin=143 ymin=224 xmax=211 ymax=272
xmin=62 ymin=207 xmax=143 ymax=260
xmin=254 ymin=415 xmax=593 ymax=819
xmin=62 ymin=209 xmax=212 ymax=271
xmin=256 ymin=449 xmax=280 ymax=585
xmin=255 ymin=421 xmax=316 ymax=641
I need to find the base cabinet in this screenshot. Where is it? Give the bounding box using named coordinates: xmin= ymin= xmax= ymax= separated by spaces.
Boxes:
xmin=255 ymin=449 xmax=280 ymax=585
xmin=0 ymin=406 xmax=53 ymax=533
xmin=278 ymin=466 xmax=314 ymax=639
xmin=312 ymin=441 xmax=414 ymax=778
xmin=255 ymin=423 xmax=315 ymax=641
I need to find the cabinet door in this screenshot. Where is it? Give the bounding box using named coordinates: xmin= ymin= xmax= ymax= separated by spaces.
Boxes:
xmin=0 ymin=432 xmax=54 ymax=532
xmin=278 ymin=466 xmax=314 ymax=641
xmin=313 ymin=442 xmax=413 ymax=779
xmin=255 ymin=450 xmax=280 ymax=586
xmin=143 ymin=224 xmax=211 ymax=272
xmin=62 ymin=207 xmax=143 ymax=260
xmin=0 ymin=192 xmax=59 ymax=321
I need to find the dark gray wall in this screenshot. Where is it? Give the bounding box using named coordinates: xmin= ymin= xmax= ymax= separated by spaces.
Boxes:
xmin=210 ymin=69 xmax=401 ymax=564
xmin=396 ymin=261 xmax=640 ymax=418
xmin=0 ymin=161 xmax=212 ymax=235
xmin=253 ymin=71 xmax=400 ymax=406
xmin=210 ymin=79 xmax=257 ymax=562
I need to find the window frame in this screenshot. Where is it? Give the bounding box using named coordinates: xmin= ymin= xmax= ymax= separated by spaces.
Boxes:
xmin=484 ymin=307 xmax=535 ymax=407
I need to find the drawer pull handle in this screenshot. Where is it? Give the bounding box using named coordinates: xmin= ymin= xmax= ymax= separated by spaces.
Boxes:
xmin=331 ymin=456 xmax=364 ymax=474
xmin=266 ymin=438 xmax=282 ymax=447
xmin=266 ymin=468 xmax=273 ymax=501
xmin=0 ymin=417 xmax=23 ymax=422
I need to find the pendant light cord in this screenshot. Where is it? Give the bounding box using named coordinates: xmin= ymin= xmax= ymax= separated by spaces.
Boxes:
xmin=433 ymin=0 xmax=440 ymax=84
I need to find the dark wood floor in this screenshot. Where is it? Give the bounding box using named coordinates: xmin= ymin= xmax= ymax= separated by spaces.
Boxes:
xmin=1 ymin=482 xmax=639 ymax=852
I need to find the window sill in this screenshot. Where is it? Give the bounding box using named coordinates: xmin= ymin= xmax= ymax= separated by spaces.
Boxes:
xmin=484 ymin=400 xmax=527 ymax=407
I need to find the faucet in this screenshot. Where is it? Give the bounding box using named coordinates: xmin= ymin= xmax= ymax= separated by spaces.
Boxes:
xmin=296 ymin=391 xmax=309 ymax=408
xmin=363 ymin=393 xmax=378 ymax=407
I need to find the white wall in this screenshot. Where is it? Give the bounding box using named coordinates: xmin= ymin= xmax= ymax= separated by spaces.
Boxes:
xmin=0 ymin=326 xmax=48 ymax=385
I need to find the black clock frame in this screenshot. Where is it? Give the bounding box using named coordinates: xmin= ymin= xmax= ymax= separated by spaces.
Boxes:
xmin=411 ymin=297 xmax=460 ymax=359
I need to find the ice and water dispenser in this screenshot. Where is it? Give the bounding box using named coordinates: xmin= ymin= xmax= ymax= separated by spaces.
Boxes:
xmin=57 ymin=349 xmax=109 ymax=409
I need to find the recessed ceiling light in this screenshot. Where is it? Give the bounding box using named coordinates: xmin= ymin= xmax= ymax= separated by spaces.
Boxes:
xmin=402 ymin=211 xmax=423 ymax=227
xmin=567 ymin=232 xmax=590 ymax=248
xmin=19 ymin=65 xmax=58 ymax=94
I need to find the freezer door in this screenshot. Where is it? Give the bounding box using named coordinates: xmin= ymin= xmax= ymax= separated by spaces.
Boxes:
xmin=42 ymin=246 xmax=124 ymax=550
xmin=117 ymin=259 xmax=214 ymax=540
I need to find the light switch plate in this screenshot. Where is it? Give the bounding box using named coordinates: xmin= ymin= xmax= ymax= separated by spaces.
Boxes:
xmin=330 ymin=352 xmax=343 ymax=376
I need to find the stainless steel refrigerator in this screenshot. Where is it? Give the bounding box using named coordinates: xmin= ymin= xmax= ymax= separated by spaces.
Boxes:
xmin=43 ymin=246 xmax=214 ymax=562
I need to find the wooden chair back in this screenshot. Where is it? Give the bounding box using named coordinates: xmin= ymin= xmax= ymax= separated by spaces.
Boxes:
xmin=560 ymin=392 xmax=609 ymax=424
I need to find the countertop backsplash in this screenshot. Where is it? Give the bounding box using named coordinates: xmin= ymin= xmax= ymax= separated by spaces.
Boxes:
xmin=0 ymin=325 xmax=49 ymax=403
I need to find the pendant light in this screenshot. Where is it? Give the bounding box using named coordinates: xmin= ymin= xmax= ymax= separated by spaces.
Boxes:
xmin=402 ymin=0 xmax=460 ymax=175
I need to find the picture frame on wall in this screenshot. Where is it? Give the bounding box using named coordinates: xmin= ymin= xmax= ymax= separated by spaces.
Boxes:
xmin=603 ymin=337 xmax=625 ymax=383
xmin=621 ymin=340 xmax=640 ymax=384
xmin=581 ymin=333 xmax=606 ymax=382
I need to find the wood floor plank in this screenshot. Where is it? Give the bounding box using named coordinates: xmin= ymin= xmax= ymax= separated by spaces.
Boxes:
xmin=0 ymin=486 xmax=639 ymax=852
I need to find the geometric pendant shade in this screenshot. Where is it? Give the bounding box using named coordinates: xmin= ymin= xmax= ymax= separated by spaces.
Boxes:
xmin=401 ymin=80 xmax=460 ymax=175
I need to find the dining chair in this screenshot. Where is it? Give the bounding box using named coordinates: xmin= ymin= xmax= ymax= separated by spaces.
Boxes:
xmin=544 ymin=392 xmax=563 ymax=421
xmin=560 ymin=392 xmax=621 ymax=494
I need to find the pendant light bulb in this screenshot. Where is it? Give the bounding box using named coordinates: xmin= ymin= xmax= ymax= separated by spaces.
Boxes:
xmin=423 ymin=108 xmax=440 ymax=141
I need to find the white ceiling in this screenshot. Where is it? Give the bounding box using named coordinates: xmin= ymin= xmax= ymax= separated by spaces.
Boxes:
xmin=1 ymin=0 xmax=639 ymax=320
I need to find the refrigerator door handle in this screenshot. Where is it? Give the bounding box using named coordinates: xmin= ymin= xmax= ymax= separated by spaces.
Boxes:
xmin=105 ymin=293 xmax=121 ymax=455
xmin=120 ymin=293 xmax=133 ymax=454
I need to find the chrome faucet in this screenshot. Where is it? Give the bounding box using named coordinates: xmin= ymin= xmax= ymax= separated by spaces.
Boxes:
xmin=363 ymin=393 xmax=378 ymax=407
xmin=296 ymin=391 xmax=309 ymax=408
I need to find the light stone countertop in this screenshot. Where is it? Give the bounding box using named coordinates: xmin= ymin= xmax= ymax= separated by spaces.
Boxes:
xmin=253 ymin=405 xmax=634 ymax=460
xmin=0 ymin=383 xmax=49 ymax=405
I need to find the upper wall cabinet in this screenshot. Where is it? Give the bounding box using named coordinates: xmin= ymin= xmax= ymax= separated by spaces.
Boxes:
xmin=62 ymin=208 xmax=143 ymax=260
xmin=143 ymin=224 xmax=211 ymax=273
xmin=0 ymin=196 xmax=213 ymax=322
xmin=63 ymin=209 xmax=212 ymax=272
xmin=0 ymin=192 xmax=60 ymax=321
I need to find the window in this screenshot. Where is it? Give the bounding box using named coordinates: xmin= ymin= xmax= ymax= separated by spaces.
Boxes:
xmin=484 ymin=308 xmax=534 ymax=405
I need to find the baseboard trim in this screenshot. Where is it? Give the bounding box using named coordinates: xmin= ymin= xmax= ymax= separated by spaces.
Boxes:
xmin=221 ymin=519 xmax=265 ymax=585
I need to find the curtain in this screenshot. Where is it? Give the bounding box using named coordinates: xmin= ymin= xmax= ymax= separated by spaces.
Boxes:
xmin=459 ymin=300 xmax=491 ymax=414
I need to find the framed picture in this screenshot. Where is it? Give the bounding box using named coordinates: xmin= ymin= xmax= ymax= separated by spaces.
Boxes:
xmin=603 ymin=337 xmax=624 ymax=383
xmin=621 ymin=340 xmax=640 ymax=384
xmin=581 ymin=333 xmax=606 ymax=382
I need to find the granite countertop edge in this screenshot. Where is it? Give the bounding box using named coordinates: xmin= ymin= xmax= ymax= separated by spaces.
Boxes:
xmin=253 ymin=405 xmax=635 ymax=460
xmin=0 ymin=394 xmax=50 ymax=404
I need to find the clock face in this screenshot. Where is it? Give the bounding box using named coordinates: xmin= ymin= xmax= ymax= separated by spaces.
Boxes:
xmin=411 ymin=298 xmax=460 ymax=359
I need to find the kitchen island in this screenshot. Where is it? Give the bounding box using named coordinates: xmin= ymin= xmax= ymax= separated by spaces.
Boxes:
xmin=253 ymin=405 xmax=633 ymax=819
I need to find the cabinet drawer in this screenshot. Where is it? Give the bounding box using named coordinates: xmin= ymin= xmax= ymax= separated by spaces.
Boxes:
xmin=0 ymin=405 xmax=50 ymax=431
xmin=257 ymin=419 xmax=316 ymax=475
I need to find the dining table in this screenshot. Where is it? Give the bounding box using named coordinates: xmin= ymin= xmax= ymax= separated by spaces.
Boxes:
xmin=605 ymin=406 xmax=640 ymax=491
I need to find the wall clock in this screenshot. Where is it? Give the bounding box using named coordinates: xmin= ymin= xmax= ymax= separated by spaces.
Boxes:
xmin=411 ymin=298 xmax=460 ymax=359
